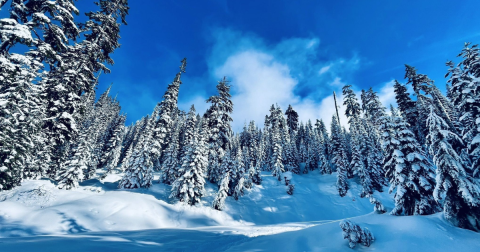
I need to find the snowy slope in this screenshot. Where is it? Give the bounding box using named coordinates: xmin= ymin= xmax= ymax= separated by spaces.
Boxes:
xmin=0 ymin=171 xmax=479 ymax=251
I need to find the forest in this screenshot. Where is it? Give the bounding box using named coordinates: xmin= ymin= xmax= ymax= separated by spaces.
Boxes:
xmin=1 ymin=0 xmax=480 ymax=243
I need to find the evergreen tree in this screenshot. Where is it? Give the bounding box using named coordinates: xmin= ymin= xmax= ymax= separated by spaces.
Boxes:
xmin=231 ymin=146 xmax=247 ymax=199
xmin=317 ymin=131 xmax=330 ymax=175
xmin=160 ymin=122 xmax=181 ymax=185
xmin=343 ymin=85 xmax=362 ymax=178
xmin=181 ymin=105 xmax=198 ymax=156
xmin=0 ymin=0 xmax=129 ymax=187
xmin=427 ymin=106 xmax=480 ymax=231
xmin=100 ymin=115 xmax=126 ymax=178
xmin=317 ymin=119 xmax=332 ymax=174
xmin=56 ymin=130 xmax=92 ymax=190
xmin=286 ymin=141 xmax=300 ymax=174
xmin=212 ymin=172 xmax=230 ymax=211
xmin=0 ymin=52 xmax=42 ymax=190
xmin=340 ymin=220 xmax=375 ymax=249
xmin=394 ymin=80 xmax=420 ymax=141
xmin=331 ymin=114 xmax=349 ymax=197
xmin=381 ymin=107 xmax=399 ymax=180
xmin=271 ymin=127 xmax=284 ymax=181
xmin=362 ymin=87 xmax=387 ymax=129
xmin=343 ymin=85 xmax=361 ymax=123
xmin=205 ymin=77 xmax=234 ymax=183
xmin=361 ymin=120 xmax=387 ymax=191
xmin=151 ymin=58 xmax=186 ymax=169
xmin=449 ymin=43 xmax=480 ymax=177
xmin=404 ymin=65 xmax=434 ymax=146
xmin=170 ymin=121 xmax=207 ymax=206
xmin=285 ymin=104 xmax=299 ymax=136
xmin=350 ymin=122 xmax=373 ymax=197
xmin=119 ymin=112 xmax=155 ymax=189
xmin=386 ymin=112 xmax=439 ymax=215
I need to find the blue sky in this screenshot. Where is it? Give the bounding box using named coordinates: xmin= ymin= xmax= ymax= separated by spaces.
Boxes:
xmin=47 ymin=1 xmax=480 ymax=129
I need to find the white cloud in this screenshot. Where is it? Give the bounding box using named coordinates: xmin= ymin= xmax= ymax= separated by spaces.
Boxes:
xmin=184 ymin=28 xmax=365 ymax=131
xmin=377 ymin=80 xmax=397 ymax=110
xmin=214 ymin=50 xmax=299 ymax=128
xmin=319 ymin=65 xmax=331 ymax=75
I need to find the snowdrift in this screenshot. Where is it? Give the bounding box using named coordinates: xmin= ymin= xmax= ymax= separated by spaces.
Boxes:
xmin=0 ymin=171 xmax=479 ymax=251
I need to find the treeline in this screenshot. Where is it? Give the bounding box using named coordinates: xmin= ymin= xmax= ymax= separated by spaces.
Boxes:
xmin=0 ymin=0 xmax=129 ymax=189
xmin=1 ymin=1 xmax=479 ymax=232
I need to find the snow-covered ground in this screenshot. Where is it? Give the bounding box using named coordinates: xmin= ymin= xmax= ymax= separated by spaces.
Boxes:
xmin=1 ymin=171 xmax=479 ymax=251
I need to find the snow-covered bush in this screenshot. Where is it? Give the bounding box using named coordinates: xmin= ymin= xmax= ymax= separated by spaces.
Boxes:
xmin=340 ymin=220 xmax=374 ymax=248
xmin=287 ymin=184 xmax=295 ymax=195
xmin=368 ymin=195 xmax=386 ymax=214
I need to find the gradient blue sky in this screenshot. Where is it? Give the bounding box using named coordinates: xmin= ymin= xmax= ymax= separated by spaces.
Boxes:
xmin=72 ymin=1 xmax=480 ymax=129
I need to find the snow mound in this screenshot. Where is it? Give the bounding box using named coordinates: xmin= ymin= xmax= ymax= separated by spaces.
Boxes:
xmin=1 ymin=171 xmax=479 ymax=251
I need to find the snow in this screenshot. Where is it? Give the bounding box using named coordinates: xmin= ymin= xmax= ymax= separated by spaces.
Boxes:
xmin=1 ymin=172 xmax=479 ymax=251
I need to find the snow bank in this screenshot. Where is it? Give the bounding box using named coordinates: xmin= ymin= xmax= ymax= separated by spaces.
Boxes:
xmin=1 ymin=171 xmax=479 ymax=251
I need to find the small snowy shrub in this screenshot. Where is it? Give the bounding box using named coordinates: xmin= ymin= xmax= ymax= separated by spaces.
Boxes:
xmin=287 ymin=184 xmax=295 ymax=195
xmin=340 ymin=220 xmax=374 ymax=248
xmin=368 ymin=195 xmax=386 ymax=214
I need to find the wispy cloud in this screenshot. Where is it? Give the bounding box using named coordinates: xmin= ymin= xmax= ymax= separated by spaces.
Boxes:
xmin=184 ymin=28 xmax=363 ymax=130
xmin=377 ymin=80 xmax=397 ymax=109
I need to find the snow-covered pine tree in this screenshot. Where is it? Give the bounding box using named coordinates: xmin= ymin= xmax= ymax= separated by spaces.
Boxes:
xmin=317 ymin=119 xmax=332 ymax=174
xmin=380 ymin=106 xmax=399 ymax=180
xmin=0 ymin=0 xmax=129 ymax=186
xmin=271 ymin=126 xmax=284 ymax=181
xmin=231 ymin=146 xmax=247 ymax=199
xmin=43 ymin=0 xmax=129 ymax=178
xmin=212 ymin=172 xmax=230 ymax=211
xmin=361 ymin=119 xmax=387 ymax=191
xmin=343 ymin=127 xmax=353 ymax=165
xmin=81 ymin=87 xmax=123 ymax=179
xmin=385 ymin=111 xmax=439 ymax=215
xmin=404 ymin=65 xmax=434 ymax=147
xmin=362 ymin=87 xmax=386 ymax=129
xmin=350 ymin=122 xmax=373 ymax=197
xmin=243 ymin=153 xmax=253 ymax=190
xmin=343 ymin=85 xmax=362 ymax=178
xmin=331 ymin=114 xmax=349 ymax=197
xmin=151 ymin=58 xmax=187 ymax=168
xmin=160 ymin=121 xmax=181 ymax=185
xmin=298 ymin=138 xmax=307 ymax=164
xmin=450 ymin=43 xmax=480 ymax=177
xmin=316 ymin=130 xmax=330 ymax=175
xmin=118 ymin=112 xmax=155 ymax=189
xmin=0 ymin=47 xmax=42 ymax=190
xmin=296 ymin=122 xmax=305 ymax=151
xmin=340 ymin=220 xmax=375 ymax=248
xmin=1 ymin=1 xmax=80 ymax=181
xmin=427 ymin=106 xmax=480 ymax=231
xmin=285 ymin=104 xmax=299 ymax=136
xmin=100 ymin=115 xmax=126 ymax=178
xmin=305 ymin=120 xmax=318 ymax=172
xmin=118 ymin=134 xmax=154 ymax=189
xmin=246 ymin=121 xmax=259 ymax=167
xmin=119 ymin=116 xmax=148 ymax=170
xmin=259 ymin=126 xmax=270 ymax=171
xmin=394 ymin=80 xmax=421 ymax=142
xmin=181 ymin=105 xmax=198 ymax=156
xmin=56 ymin=130 xmax=92 ymax=190
xmin=343 ymin=85 xmax=362 ymax=122
xmin=170 ymin=118 xmax=208 ymax=206
xmin=286 ymin=140 xmax=300 ymax=174
xmin=205 ymin=77 xmax=234 ymax=183
xmin=280 ymin=114 xmax=298 ymax=173
xmin=90 ymin=87 xmax=114 ymax=167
